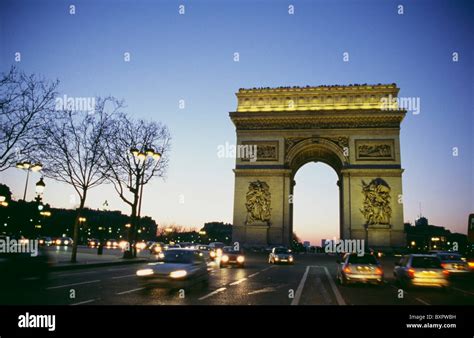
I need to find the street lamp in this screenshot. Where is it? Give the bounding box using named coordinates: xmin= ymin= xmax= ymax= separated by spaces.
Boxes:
xmin=126 ymin=145 xmax=162 ymax=257
xmin=16 ymin=161 xmax=43 ymax=200
xmin=35 ymin=177 xmax=46 ymax=195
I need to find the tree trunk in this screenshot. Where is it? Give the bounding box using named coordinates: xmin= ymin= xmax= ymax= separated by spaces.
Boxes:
xmin=71 ymin=195 xmax=86 ymax=263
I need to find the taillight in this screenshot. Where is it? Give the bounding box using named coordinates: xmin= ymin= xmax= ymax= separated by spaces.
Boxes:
xmin=408 ymin=268 xmax=415 ymax=278
xmin=375 ymin=267 xmax=383 ymax=275
xmin=442 ymin=270 xmax=449 ymax=276
xmin=441 ymin=263 xmax=448 ymax=269
xmin=343 ymin=266 xmax=352 ymax=274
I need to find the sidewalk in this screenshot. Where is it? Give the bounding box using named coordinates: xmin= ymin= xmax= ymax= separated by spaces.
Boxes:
xmin=46 ymin=247 xmax=149 ymax=271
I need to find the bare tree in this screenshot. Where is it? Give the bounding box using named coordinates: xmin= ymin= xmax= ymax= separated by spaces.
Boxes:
xmin=39 ymin=97 xmax=121 ymax=263
xmin=0 ymin=67 xmax=58 ymax=171
xmin=104 ymin=114 xmax=171 ymax=258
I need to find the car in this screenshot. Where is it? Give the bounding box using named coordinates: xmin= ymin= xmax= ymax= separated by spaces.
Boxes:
xmin=432 ymin=252 xmax=469 ymax=275
xmin=135 ymin=241 xmax=147 ymax=250
xmin=164 ymin=243 xmax=181 ymax=251
xmin=209 ymin=242 xmax=225 ymax=261
xmin=87 ymin=238 xmax=100 ymax=248
xmin=54 ymin=237 xmax=73 ymax=246
xmin=136 ymin=249 xmax=209 ymax=290
xmin=38 ymin=236 xmax=53 ymax=246
xmin=268 ymin=247 xmax=294 ymax=264
xmin=219 ymin=246 xmax=245 ymax=268
xmin=149 ymin=242 xmax=165 ymax=254
xmin=105 ymin=239 xmax=119 ymax=249
xmin=336 ymin=253 xmax=384 ymax=286
xmin=394 ymin=254 xmax=449 ymax=289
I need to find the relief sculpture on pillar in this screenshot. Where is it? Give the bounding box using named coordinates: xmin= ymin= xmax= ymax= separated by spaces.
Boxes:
xmin=360 ymin=178 xmax=392 ymax=225
xmin=245 ymin=180 xmax=272 ymax=225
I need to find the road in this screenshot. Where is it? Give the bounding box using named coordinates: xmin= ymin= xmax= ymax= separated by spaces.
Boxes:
xmin=11 ymin=250 xmax=474 ymax=306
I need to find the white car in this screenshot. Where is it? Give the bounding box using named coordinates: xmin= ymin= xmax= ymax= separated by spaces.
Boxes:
xmin=268 ymin=247 xmax=294 ymax=264
xmin=136 ymin=249 xmax=209 ymax=290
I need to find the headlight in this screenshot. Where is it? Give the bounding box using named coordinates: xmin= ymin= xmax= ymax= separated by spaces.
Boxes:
xmin=39 ymin=240 xmax=44 ymax=244
xmin=56 ymin=239 xmax=61 ymax=245
xmin=210 ymin=251 xmax=216 ymax=257
xmin=154 ymin=246 xmax=161 ymax=253
xmin=221 ymin=255 xmax=229 ymax=262
xmin=158 ymin=252 xmax=165 ymax=259
xmin=107 ymin=241 xmax=111 ymax=246
xmin=137 ymin=269 xmax=154 ymax=276
xmin=289 ymin=256 xmax=293 ymax=261
xmin=64 ymin=240 xmax=69 ymax=245
xmin=275 ymin=256 xmax=279 ymax=261
xmin=216 ymin=249 xmax=222 ymax=256
xmin=170 ymin=270 xmax=187 ymax=278
xmin=237 ymin=256 xmax=245 ymax=263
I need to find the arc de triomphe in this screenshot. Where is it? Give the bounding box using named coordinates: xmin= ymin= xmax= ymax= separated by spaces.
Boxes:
xmin=229 ymin=84 xmax=406 ymax=248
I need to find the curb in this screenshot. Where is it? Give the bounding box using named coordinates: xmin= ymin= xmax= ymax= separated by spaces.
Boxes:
xmin=51 ymin=258 xmax=148 ymax=271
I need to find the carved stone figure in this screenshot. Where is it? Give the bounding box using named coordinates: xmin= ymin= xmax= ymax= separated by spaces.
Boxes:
xmin=245 ymin=180 xmax=271 ymax=225
xmin=360 ymin=178 xmax=392 ymax=225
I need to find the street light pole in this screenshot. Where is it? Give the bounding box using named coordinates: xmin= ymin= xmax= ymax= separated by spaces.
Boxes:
xmin=16 ymin=161 xmax=43 ymax=201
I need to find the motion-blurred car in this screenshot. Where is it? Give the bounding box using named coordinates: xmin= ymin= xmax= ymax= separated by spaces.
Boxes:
xmin=337 ymin=253 xmax=384 ymax=286
xmin=87 ymin=238 xmax=100 ymax=248
xmin=164 ymin=243 xmax=181 ymax=251
xmin=105 ymin=239 xmax=119 ymax=249
xmin=54 ymin=237 xmax=73 ymax=246
xmin=135 ymin=241 xmax=147 ymax=250
xmin=219 ymin=246 xmax=245 ymax=268
xmin=394 ymin=254 xmax=449 ymax=289
xmin=149 ymin=242 xmax=165 ymax=254
xmin=209 ymin=242 xmax=225 ymax=261
xmin=38 ymin=236 xmax=53 ymax=246
xmin=268 ymin=247 xmax=294 ymax=264
xmin=433 ymin=252 xmax=469 ymax=274
xmin=136 ymin=249 xmax=209 ymax=289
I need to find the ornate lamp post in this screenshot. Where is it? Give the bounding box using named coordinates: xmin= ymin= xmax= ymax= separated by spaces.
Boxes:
xmin=126 ymin=146 xmax=161 ymax=257
xmin=16 ymin=161 xmax=43 ymax=201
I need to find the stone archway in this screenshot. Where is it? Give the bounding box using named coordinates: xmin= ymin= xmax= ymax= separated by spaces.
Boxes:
xmin=230 ymin=84 xmax=406 ymax=248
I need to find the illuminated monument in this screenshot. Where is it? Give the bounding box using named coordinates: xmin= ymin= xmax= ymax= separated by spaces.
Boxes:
xmin=229 ymin=84 xmax=406 ymax=248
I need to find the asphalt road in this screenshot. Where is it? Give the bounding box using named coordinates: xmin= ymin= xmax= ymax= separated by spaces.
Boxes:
xmin=10 ymin=251 xmax=474 ymax=306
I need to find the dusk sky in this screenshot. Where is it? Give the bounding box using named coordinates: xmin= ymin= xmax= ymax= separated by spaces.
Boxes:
xmin=1 ymin=0 xmax=472 ymax=245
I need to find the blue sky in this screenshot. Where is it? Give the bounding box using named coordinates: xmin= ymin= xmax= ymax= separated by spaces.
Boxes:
xmin=1 ymin=0 xmax=472 ymax=244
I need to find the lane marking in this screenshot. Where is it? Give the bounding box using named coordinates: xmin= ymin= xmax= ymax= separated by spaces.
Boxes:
xmin=322 ymin=266 xmax=346 ymax=306
xmin=291 ymin=266 xmax=311 ymax=305
xmin=315 ymin=277 xmax=332 ymax=305
xmin=248 ymin=287 xmax=276 ymax=295
xmin=70 ymin=299 xmax=97 ymax=306
xmin=57 ymin=271 xmax=98 ymax=278
xmin=46 ymin=280 xmax=101 ymax=290
xmin=248 ymin=272 xmax=260 ymax=278
xmin=107 ymin=267 xmax=133 ymax=272
xmin=452 ymin=287 xmax=474 ymax=296
xmin=415 ymin=297 xmax=430 ymax=305
xmin=116 ymin=287 xmax=145 ymax=295
xmin=112 ymin=274 xmax=135 ymax=279
xmin=198 ymin=287 xmax=226 ymax=301
xmin=230 ymin=278 xmax=247 ymax=286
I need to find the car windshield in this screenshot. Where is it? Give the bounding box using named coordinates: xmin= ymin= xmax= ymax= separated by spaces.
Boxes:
xmin=411 ymin=256 xmax=442 ymax=268
xmin=275 ymin=248 xmax=290 ymax=254
xmin=438 ymin=254 xmax=462 ymax=261
xmin=163 ymin=250 xmax=194 ymax=264
xmin=348 ymin=254 xmax=378 ymax=264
